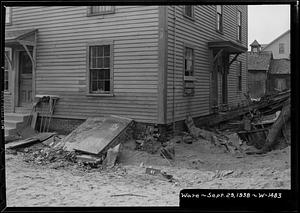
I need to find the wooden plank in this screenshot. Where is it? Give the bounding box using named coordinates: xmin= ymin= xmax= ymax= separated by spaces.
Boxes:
xmin=31 ymin=112 xmax=38 ymax=130
xmin=5 ymin=138 xmax=39 ymax=149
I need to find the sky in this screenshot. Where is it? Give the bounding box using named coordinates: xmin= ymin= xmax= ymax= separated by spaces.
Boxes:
xmin=248 ymin=5 xmax=290 ymax=49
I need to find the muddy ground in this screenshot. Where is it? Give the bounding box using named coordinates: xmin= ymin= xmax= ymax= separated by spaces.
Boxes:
xmin=5 ymin=138 xmax=290 ymax=207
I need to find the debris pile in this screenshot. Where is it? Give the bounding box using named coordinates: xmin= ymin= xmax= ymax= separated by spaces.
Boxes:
xmin=183 ymin=90 xmax=290 ymax=155
xmin=135 ymin=125 xmax=161 ymax=154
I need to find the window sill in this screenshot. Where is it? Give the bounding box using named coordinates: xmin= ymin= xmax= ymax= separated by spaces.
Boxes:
xmin=87 ymin=12 xmax=115 ymax=17
xmin=216 ymin=29 xmax=224 ymax=35
xmin=86 ymin=93 xmax=114 ymax=97
xmin=183 ymin=14 xmax=195 ymax=22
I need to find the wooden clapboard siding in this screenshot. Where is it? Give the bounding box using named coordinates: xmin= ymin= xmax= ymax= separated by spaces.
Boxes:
xmin=4 ymin=93 xmax=13 ymax=113
xmin=7 ymin=6 xmax=160 ymax=123
xmin=166 ymin=5 xmax=248 ymax=123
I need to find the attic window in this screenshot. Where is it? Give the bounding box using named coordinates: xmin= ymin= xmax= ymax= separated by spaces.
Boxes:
xmin=279 ymin=43 xmax=285 ymax=54
xmin=88 ymin=6 xmax=115 ymax=16
xmin=183 ymin=6 xmax=194 ymax=18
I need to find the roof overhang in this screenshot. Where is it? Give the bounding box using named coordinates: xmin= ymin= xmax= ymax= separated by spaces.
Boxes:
xmin=5 ymin=29 xmax=38 ymax=47
xmin=208 ymin=40 xmax=248 ymax=54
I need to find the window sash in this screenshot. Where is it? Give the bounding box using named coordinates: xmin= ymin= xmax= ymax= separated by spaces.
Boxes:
xmin=279 ymin=43 xmax=285 ymax=54
xmin=184 ymin=47 xmax=194 ymax=76
xmin=89 ymin=45 xmax=111 ymax=93
xmin=216 ymin=6 xmax=223 ymax=32
xmin=89 ymin=6 xmax=114 ymax=15
xmin=184 ymin=6 xmax=193 ymax=18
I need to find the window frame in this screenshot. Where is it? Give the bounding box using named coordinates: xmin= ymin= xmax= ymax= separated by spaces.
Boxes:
xmin=5 ymin=6 xmax=12 ymax=25
xmin=86 ymin=40 xmax=114 ymax=96
xmin=279 ymin=43 xmax=285 ymax=54
xmin=87 ymin=6 xmax=115 ymax=17
xmin=237 ymin=61 xmax=242 ymax=91
xmin=183 ymin=5 xmax=195 ymax=20
xmin=216 ymin=5 xmax=223 ymax=33
xmin=183 ymin=45 xmax=195 ymax=78
xmin=237 ymin=10 xmax=242 ymax=42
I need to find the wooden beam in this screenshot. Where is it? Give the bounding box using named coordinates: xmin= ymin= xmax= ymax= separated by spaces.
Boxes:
xmin=228 ymin=53 xmax=240 ymax=67
xmin=19 ymin=41 xmax=35 ymax=67
xmin=213 ymin=49 xmax=224 ymax=64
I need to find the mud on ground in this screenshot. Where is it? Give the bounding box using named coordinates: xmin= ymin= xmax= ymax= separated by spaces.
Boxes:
xmin=5 ymin=138 xmax=290 ymax=207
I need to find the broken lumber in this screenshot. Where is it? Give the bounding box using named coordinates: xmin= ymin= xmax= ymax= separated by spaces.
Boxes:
xmin=5 ymin=132 xmax=57 ymax=150
xmin=104 ymin=144 xmax=121 ymax=168
xmin=185 ymin=116 xmax=216 ymax=141
xmin=5 ymin=138 xmax=40 ymax=150
xmin=262 ymin=98 xmax=290 ymax=153
xmin=160 ymin=144 xmax=175 ymax=160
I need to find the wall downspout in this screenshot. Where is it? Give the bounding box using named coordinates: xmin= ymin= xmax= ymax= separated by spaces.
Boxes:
xmin=172 ymin=5 xmax=177 ymax=136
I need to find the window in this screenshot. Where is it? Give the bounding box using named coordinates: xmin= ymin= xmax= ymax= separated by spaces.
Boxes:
xmin=89 ymin=44 xmax=112 ymax=94
xmin=88 ymin=6 xmax=115 ymax=16
xmin=184 ymin=47 xmax=194 ymax=77
xmin=4 ymin=51 xmax=10 ymax=91
xmin=237 ymin=61 xmax=242 ymax=91
xmin=183 ymin=6 xmax=194 ymax=18
xmin=216 ymin=5 xmax=223 ymax=32
xmin=237 ymin=11 xmax=242 ymax=41
xmin=279 ymin=43 xmax=285 ymax=54
xmin=5 ymin=7 xmax=11 ymax=25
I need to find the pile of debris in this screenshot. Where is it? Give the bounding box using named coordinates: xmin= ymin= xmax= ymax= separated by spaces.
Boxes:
xmin=183 ymin=90 xmax=291 ymax=155
xmin=6 ymin=115 xmax=135 ymax=170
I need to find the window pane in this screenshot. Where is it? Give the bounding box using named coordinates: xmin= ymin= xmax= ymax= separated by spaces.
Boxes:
xmin=99 ymin=70 xmax=105 ymax=79
xmin=90 ymin=6 xmax=114 ymax=14
xmin=104 ymin=69 xmax=110 ymax=79
xmin=104 ymin=57 xmax=110 ymax=68
xmin=97 ymin=58 xmax=103 ymax=68
xmin=217 ymin=5 xmax=222 ymax=14
xmin=185 ymin=47 xmax=194 ymax=76
xmin=184 ymin=6 xmax=192 ymax=17
xmin=104 ymin=45 xmax=110 ymax=56
xmin=186 ymin=60 xmax=193 ymax=71
xmin=92 ymin=80 xmax=97 ymax=91
xmin=237 ymin=11 xmax=241 ymax=25
xmin=98 ymin=81 xmax=105 ymax=91
xmin=279 ymin=43 xmax=284 ymax=54
xmin=105 ymin=81 xmax=110 ymax=91
xmin=97 ymin=46 xmax=104 ymax=57
xmin=217 ymin=15 xmax=221 ymax=31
